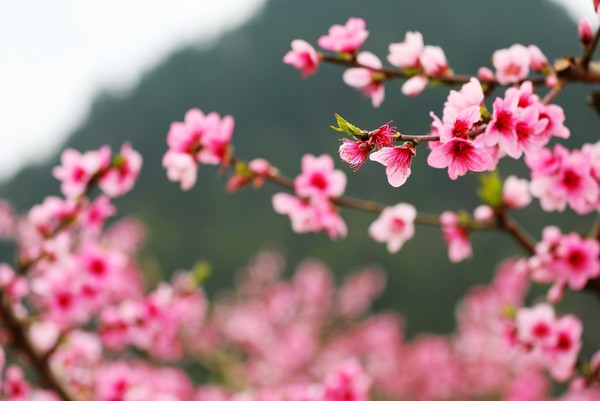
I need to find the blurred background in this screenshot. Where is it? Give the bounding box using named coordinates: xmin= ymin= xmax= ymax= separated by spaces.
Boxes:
xmin=1 ymin=0 xmax=599 ymax=344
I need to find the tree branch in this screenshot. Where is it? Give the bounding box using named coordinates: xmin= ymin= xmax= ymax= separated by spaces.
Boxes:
xmin=0 ymin=290 xmax=79 ymax=401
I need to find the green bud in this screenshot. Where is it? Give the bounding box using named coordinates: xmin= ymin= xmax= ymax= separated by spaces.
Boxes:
xmin=330 ymin=113 xmax=363 ymax=137
xmin=192 ymin=261 xmax=212 ymax=286
xmin=477 ymin=171 xmax=503 ymax=207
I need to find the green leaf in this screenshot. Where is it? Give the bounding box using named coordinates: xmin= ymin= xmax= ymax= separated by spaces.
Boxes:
xmin=330 ymin=113 xmax=363 ymax=136
xmin=191 ymin=261 xmax=212 ymax=285
xmin=477 ymin=171 xmax=503 ymax=207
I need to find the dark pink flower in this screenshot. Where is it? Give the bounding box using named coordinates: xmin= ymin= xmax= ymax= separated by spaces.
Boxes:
xmin=427 ymin=138 xmax=493 ymax=180
xmin=369 ymin=143 xmax=416 ymax=187
xmin=339 ymin=138 xmax=372 ymax=171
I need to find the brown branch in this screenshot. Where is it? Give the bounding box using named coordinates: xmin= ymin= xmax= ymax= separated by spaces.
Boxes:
xmin=319 ymin=53 xmax=546 ymax=87
xmin=0 ymin=290 xmax=79 ymax=401
xmin=494 ymin=209 xmax=536 ymax=255
xmin=542 ymin=80 xmax=565 ymax=105
xmin=555 ymin=56 xmax=600 ymax=83
xmin=581 ymin=26 xmax=600 ymax=70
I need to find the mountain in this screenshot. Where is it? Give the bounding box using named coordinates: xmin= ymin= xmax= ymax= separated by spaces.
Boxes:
xmin=2 ymin=0 xmax=598 ymax=337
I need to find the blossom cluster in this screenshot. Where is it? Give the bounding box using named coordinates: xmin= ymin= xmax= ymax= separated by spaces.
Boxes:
xmin=513 ymin=303 xmax=583 ymax=381
xmin=272 ymin=154 xmax=348 ymax=239
xmin=527 ymin=141 xmax=600 ymax=214
xmin=163 ymin=108 xmax=234 ymax=190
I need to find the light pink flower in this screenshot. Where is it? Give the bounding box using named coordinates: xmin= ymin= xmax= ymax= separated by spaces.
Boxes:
xmin=283 ymin=40 xmax=320 ymax=78
xmin=53 ymin=146 xmax=111 ymax=199
xmin=369 ymin=143 xmax=416 ymax=187
xmin=80 ymin=195 xmax=116 ymax=232
xmin=401 ymin=75 xmax=428 ymax=96
xmin=427 ymin=138 xmax=493 ymax=180
xmin=502 ymin=175 xmax=531 ymax=208
xmin=368 ymin=203 xmax=416 ymax=253
xmin=318 ymin=18 xmax=369 ymax=53
xmin=493 ymin=44 xmax=530 ymax=85
xmin=473 ymin=205 xmax=494 ymax=224
xmin=419 ymin=45 xmax=449 ymax=76
xmin=527 ymin=45 xmax=548 ymax=71
xmin=272 ymin=193 xmax=346 ymax=239
xmin=443 ymin=78 xmax=484 ymax=123
xmin=477 ymin=67 xmax=495 ymax=82
xmin=162 ymin=151 xmax=197 ymax=191
xmin=387 ymin=31 xmax=424 ymax=68
xmin=99 ymin=143 xmax=142 ymax=198
xmin=516 ymin=303 xmax=556 ymax=347
xmin=343 ymin=52 xmax=385 ymax=107
xmin=440 ymin=211 xmax=472 ymax=262
xmin=294 ymin=154 xmax=346 ymax=199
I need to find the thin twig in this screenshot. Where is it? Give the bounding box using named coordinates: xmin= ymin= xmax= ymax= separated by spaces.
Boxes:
xmin=582 ymin=27 xmax=600 ymax=70
xmin=0 ymin=290 xmax=79 ymax=401
xmin=494 ymin=209 xmax=536 ymax=255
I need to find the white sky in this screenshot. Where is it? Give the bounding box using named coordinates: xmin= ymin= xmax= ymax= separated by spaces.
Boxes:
xmin=0 ymin=0 xmax=593 ymax=183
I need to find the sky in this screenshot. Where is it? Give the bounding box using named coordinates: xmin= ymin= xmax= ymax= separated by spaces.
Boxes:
xmin=0 ymin=0 xmax=594 ymax=183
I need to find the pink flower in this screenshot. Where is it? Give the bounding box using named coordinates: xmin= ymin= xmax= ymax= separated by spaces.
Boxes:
xmin=436 ymin=105 xmax=480 ymax=142
xmin=527 ymin=45 xmax=548 ymax=71
xmin=80 ymin=195 xmax=116 ymax=232
xmin=339 ymin=138 xmax=373 ymax=171
xmin=419 ymin=45 xmax=449 ymax=77
xmin=516 ymin=303 xmax=556 ymax=347
xmin=369 ymin=122 xmax=396 ymax=148
xmin=272 ymin=193 xmax=346 ymax=239
xmin=295 ymin=154 xmax=346 ymax=200
xmin=443 ymin=78 xmax=484 ymax=123
xmin=283 ymin=40 xmax=320 ymax=77
xmin=401 ymin=75 xmax=428 ymax=96
xmin=99 ymin=143 xmax=142 ymax=197
xmin=534 ymin=151 xmax=598 ymax=214
xmin=502 ymin=175 xmax=531 ymax=208
xmin=440 ymin=211 xmax=472 ymax=262
xmin=485 ymin=92 xmax=520 ymax=158
xmin=427 ymin=138 xmax=493 ymax=180
xmin=547 ymin=315 xmax=582 ymax=381
xmin=318 ymin=18 xmax=369 ymax=53
xmin=553 ymin=233 xmax=600 ymax=290
xmin=162 ymin=151 xmax=197 ymax=191
xmin=163 ymin=108 xmax=234 ymax=189
xmin=473 ymin=205 xmax=494 ymax=224
xmin=368 ymin=203 xmax=416 ymax=253
xmin=343 ymin=52 xmax=385 ymax=107
xmin=387 ymin=31 xmax=424 ymax=68
xmin=369 ymin=143 xmax=416 ymax=187
xmin=323 ymin=360 xmax=371 ymax=401
xmin=4 ymin=366 xmax=29 ymax=400
xmin=53 ymin=146 xmax=111 ymax=199
xmin=493 ymin=44 xmax=530 ymax=85
xmin=477 ymin=67 xmax=495 ymax=82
